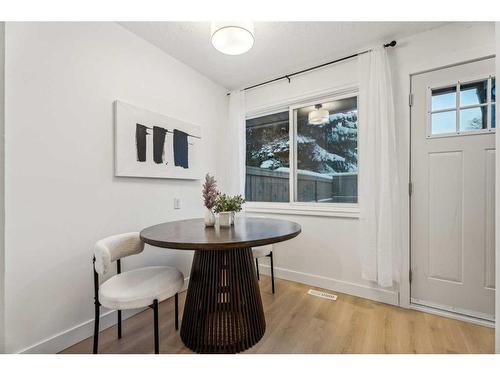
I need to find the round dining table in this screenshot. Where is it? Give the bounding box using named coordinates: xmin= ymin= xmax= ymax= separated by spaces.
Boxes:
xmin=140 ymin=217 xmax=301 ymax=353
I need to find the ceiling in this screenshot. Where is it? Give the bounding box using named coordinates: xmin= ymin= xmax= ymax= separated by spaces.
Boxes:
xmin=120 ymin=22 xmax=447 ymax=90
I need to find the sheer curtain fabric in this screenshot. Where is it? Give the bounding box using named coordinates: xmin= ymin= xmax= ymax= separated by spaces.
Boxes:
xmin=227 ymin=90 xmax=246 ymax=195
xmin=358 ymin=47 xmax=401 ymax=288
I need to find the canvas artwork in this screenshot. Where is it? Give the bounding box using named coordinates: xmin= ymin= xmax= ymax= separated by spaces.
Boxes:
xmin=115 ymin=100 xmax=202 ymax=179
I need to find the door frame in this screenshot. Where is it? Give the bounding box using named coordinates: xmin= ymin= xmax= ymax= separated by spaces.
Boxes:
xmin=406 ymin=55 xmax=496 ymax=327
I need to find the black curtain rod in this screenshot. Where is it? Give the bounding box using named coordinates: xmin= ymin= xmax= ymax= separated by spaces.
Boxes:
xmin=228 ymin=40 xmax=396 ymax=95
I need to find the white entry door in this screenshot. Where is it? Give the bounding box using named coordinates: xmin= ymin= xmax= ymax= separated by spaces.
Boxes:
xmin=410 ymin=58 xmax=496 ymax=321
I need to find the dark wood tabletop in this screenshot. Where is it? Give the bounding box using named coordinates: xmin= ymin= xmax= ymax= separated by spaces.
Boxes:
xmin=140 ymin=217 xmax=301 ymax=250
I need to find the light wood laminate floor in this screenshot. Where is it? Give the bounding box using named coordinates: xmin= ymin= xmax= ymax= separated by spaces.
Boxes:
xmin=61 ymin=276 xmax=494 ymax=354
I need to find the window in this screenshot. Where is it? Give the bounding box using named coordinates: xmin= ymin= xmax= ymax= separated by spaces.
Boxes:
xmin=294 ymin=97 xmax=358 ymax=203
xmin=245 ymin=111 xmax=290 ymax=202
xmin=245 ymin=93 xmax=358 ymax=205
xmin=429 ymin=76 xmax=496 ymax=137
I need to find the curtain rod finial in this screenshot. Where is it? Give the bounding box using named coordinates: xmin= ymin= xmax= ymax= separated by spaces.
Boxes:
xmin=384 ymin=40 xmax=397 ymax=48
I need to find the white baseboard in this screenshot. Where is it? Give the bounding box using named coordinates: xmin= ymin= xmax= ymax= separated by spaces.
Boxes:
xmin=258 ymin=264 xmax=399 ymax=306
xmin=18 ymin=277 xmax=189 ymax=354
xmin=19 ymin=307 xmax=145 ymax=354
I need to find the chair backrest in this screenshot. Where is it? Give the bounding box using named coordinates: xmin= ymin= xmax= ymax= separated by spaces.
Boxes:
xmin=94 ymin=232 xmax=144 ymax=275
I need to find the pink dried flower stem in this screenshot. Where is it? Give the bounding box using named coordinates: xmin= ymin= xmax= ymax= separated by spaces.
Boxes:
xmin=202 ymin=173 xmax=219 ymax=210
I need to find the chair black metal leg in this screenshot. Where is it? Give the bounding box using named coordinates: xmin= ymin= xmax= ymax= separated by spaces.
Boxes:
xmin=115 ymin=259 xmax=122 ymax=340
xmin=153 ymin=299 xmax=159 ymax=354
xmin=255 ymin=258 xmax=260 ymax=280
xmin=175 ymin=293 xmax=179 ymax=331
xmin=117 ymin=310 xmax=122 ymax=339
xmin=93 ymin=304 xmax=100 ymax=354
xmin=269 ymin=251 xmax=275 ymax=294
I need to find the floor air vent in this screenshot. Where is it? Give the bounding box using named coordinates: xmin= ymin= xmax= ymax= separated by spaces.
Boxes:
xmin=307 ymin=289 xmax=337 ymax=301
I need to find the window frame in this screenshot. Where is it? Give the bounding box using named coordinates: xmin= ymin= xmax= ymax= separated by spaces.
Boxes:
xmin=426 ymin=75 xmax=496 ymax=139
xmin=244 ymin=88 xmax=360 ymax=218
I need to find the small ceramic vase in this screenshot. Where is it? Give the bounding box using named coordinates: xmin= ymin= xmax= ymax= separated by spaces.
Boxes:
xmin=219 ymin=211 xmax=233 ymax=227
xmin=204 ymin=208 xmax=216 ymax=227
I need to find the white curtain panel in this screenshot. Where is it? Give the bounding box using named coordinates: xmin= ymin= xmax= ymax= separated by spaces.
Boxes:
xmin=358 ymin=47 xmax=401 ymax=288
xmin=227 ymin=90 xmax=246 ymax=195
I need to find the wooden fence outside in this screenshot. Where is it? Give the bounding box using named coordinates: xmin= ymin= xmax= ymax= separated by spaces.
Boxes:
xmin=245 ymin=166 xmax=357 ymax=203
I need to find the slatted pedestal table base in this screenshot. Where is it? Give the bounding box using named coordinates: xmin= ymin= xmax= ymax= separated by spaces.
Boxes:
xmin=180 ymin=248 xmax=266 ymax=353
xmin=139 ymin=217 xmax=301 ymax=354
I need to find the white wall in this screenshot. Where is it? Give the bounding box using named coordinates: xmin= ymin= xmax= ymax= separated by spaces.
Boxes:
xmin=242 ymin=22 xmax=495 ymax=307
xmin=3 ymin=22 xmax=228 ymax=353
xmin=0 ymin=21 xmax=5 ymax=354
xmin=495 ymin=22 xmax=500 ymax=354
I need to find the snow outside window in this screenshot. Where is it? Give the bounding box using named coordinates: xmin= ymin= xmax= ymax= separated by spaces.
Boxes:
xmin=294 ymin=96 xmax=358 ymax=203
xmin=246 ymin=111 xmax=290 ymax=202
xmin=245 ymin=94 xmax=358 ymax=204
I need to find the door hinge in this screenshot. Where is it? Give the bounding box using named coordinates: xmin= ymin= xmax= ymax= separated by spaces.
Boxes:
xmin=409 ymin=93 xmax=414 ymax=107
xmin=408 ymin=182 xmax=413 ymax=196
xmin=409 ymin=269 xmax=413 ymax=283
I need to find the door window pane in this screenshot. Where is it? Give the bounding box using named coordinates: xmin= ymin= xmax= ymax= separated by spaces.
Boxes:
xmin=460 ymin=107 xmax=487 ymax=131
xmin=492 ymin=78 xmax=496 ymax=129
xmin=245 ymin=111 xmax=290 ymax=202
xmin=460 ymin=80 xmax=488 ymax=106
xmin=294 ymin=97 xmax=358 ymax=203
xmin=492 ymin=78 xmax=496 ymax=102
xmin=492 ymin=103 xmax=496 ymax=129
xmin=431 ymin=86 xmax=456 ymax=111
xmin=431 ymin=111 xmax=456 ymax=134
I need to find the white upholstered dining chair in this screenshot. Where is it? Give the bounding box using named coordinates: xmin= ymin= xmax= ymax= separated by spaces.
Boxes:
xmin=92 ymin=232 xmax=184 ymax=354
xmin=252 ymin=245 xmax=275 ymax=294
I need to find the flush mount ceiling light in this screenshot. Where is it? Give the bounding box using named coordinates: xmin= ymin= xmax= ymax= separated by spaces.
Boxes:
xmin=308 ymin=104 xmax=329 ymax=125
xmin=210 ymin=22 xmax=254 ymax=55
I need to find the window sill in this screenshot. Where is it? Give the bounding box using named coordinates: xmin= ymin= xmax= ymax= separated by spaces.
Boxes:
xmin=244 ymin=203 xmax=360 ymax=219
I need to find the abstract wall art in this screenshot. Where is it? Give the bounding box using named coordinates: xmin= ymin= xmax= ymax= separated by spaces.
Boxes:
xmin=115 ymin=100 xmax=202 ymax=179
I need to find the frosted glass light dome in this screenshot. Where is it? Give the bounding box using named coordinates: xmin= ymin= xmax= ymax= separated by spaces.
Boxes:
xmin=211 ymin=22 xmax=254 ymax=55
xmin=308 ymin=105 xmax=329 ymax=125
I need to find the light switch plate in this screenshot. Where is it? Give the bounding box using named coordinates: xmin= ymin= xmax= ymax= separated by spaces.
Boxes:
xmin=174 ymin=198 xmax=181 ymax=209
